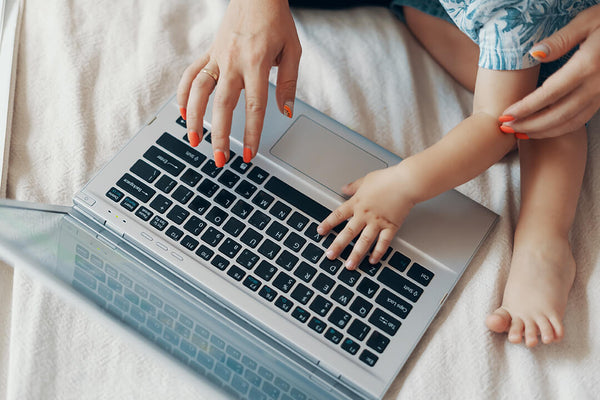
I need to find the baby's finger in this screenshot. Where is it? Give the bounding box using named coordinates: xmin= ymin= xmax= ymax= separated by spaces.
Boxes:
xmin=210 ymin=73 xmax=243 ymax=167
xmin=369 ymin=228 xmax=396 ymax=264
xmin=345 ymin=224 xmax=379 ymax=270
xmin=318 ymin=202 xmax=353 ymax=236
xmin=341 ymin=177 xmax=363 ymax=197
xmin=325 ymin=218 xmax=365 ymax=261
xmin=185 ymin=59 xmax=219 ymax=147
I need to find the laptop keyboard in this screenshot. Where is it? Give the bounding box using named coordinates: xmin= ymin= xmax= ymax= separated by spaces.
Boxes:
xmin=104 ymin=117 xmax=435 ymax=368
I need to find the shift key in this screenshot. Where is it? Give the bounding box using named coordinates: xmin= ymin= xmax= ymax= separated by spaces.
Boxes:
xmin=116 ymin=173 xmax=156 ymax=203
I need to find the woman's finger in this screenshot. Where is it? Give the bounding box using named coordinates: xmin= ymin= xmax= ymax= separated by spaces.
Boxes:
xmin=275 ymin=42 xmax=301 ymax=118
xmin=185 ymin=59 xmax=219 ymax=147
xmin=242 ymin=65 xmax=270 ymax=163
xmin=177 ymin=54 xmax=210 ymax=121
xmin=523 ymin=99 xmax=599 ymax=138
xmin=210 ymin=70 xmax=243 ymax=167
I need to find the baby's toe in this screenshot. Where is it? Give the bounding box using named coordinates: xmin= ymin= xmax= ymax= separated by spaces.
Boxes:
xmin=524 ymin=319 xmax=539 ymax=347
xmin=536 ymin=316 xmax=555 ymax=344
xmin=549 ymin=315 xmax=565 ymax=342
xmin=485 ymin=307 xmax=511 ymax=333
xmin=508 ymin=317 xmax=524 ymax=344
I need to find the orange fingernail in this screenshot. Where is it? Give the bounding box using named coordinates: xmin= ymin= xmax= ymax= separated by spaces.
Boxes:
xmin=214 ymin=150 xmax=226 ymax=168
xmin=243 ymin=147 xmax=253 ymax=163
xmin=498 ymin=115 xmax=515 ymax=123
xmin=515 ymin=133 xmax=530 ymax=140
xmin=283 ymin=101 xmax=294 ymax=118
xmin=188 ymin=130 xmax=200 ymax=147
xmin=500 ymin=125 xmax=515 ymax=134
xmin=529 ymin=44 xmax=549 ymax=60
xmin=179 ymin=107 xmax=187 ymax=120
xmin=530 ymin=50 xmax=547 ymax=59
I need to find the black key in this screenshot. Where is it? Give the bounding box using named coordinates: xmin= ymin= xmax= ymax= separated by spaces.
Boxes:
xmin=367 ymin=331 xmax=390 ymax=354
xmin=266 ymin=221 xmax=288 ymax=241
xmin=223 ymin=217 xmax=244 ymax=237
xmin=347 ymin=319 xmax=370 ymax=341
xmin=275 ymin=295 xmax=293 ymax=312
xmin=196 ymin=245 xmax=214 ymax=261
xmin=332 ymin=220 xmax=347 ymax=234
xmin=218 ymin=170 xmax=240 ymax=188
xmin=258 ymin=285 xmax=277 ymax=302
xmin=338 ymin=268 xmax=360 ymax=287
xmin=219 ymin=238 xmax=242 ymax=259
xmin=166 ymin=226 xmax=184 ymax=241
xmin=172 ymin=185 xmax=194 ymax=204
xmin=375 ymin=289 xmax=412 ymax=319
xmin=304 ymin=223 xmax=323 ymax=243
xmin=269 ymin=201 xmax=291 ymax=220
xmin=205 ymin=206 xmax=227 ymax=226
xmin=231 ymin=199 xmax=254 ymax=219
xmin=358 ymin=259 xmax=381 ymax=276
xmin=255 ymin=260 xmax=277 ymax=281
xmin=249 ymin=210 xmax=271 ymax=230
xmin=331 ymin=284 xmax=354 ymax=306
xmin=407 ymin=263 xmax=434 ymax=286
xmin=201 ymin=227 xmax=225 ymax=247
xmin=135 ymin=206 xmax=153 ymax=221
xmin=240 ymin=228 xmax=262 ymax=248
xmin=357 ymin=277 xmax=379 ymax=299
xmin=327 ymin=307 xmax=351 ymax=329
xmin=349 ymin=296 xmax=373 ymax=319
xmin=150 ymin=194 xmax=173 ymax=214
xmin=252 ymin=191 xmax=274 ymax=210
xmin=272 ymin=272 xmax=296 ymax=293
xmin=275 ymin=250 xmax=299 ymax=271
xmin=201 ymin=159 xmax=222 ymax=178
xmin=230 ymin=156 xmax=251 ymax=174
xmin=156 ymin=132 xmax=206 ymax=167
xmin=287 ymin=212 xmax=309 ymax=232
xmin=181 ymin=235 xmax=200 ymax=251
xmin=166 ymin=205 xmax=190 ymax=225
xmin=339 ymin=245 xmax=353 ymax=261
xmin=227 ymin=265 xmax=246 ymax=281
xmin=381 ymin=247 xmax=393 ymax=261
xmin=198 ymin=179 xmax=219 ymax=198
xmin=359 ymin=349 xmax=378 ymax=367
xmin=388 ymin=251 xmax=411 ymax=272
xmin=258 ymin=239 xmax=281 ymax=260
xmin=234 ymin=180 xmax=257 ymax=199
xmin=176 ymin=116 xmax=187 ymax=128
xmin=324 ymin=327 xmax=343 ymax=344
xmin=309 ymin=295 xmax=333 ymax=317
xmin=264 ymin=177 xmax=331 ymax=222
xmin=121 ymin=197 xmax=138 ymax=212
xmin=188 ymin=195 xmax=210 ymax=215
xmin=106 ymin=187 xmax=124 ymax=202
xmin=341 ymin=338 xmax=360 ymax=356
xmin=180 ymin=169 xmax=202 ymax=187
xmin=155 ymin=175 xmax=177 ymax=193
xmin=323 ymin=234 xmax=335 ymax=249
xmin=320 ymin=258 xmax=342 ymax=276
xmin=236 ymin=249 xmax=260 ymax=270
xmin=291 ymin=307 xmax=310 ymax=324
xmin=377 ymin=268 xmax=423 ymax=302
xmin=204 ymin=133 xmax=211 ymax=143
xmin=117 ymin=173 xmax=156 ymax=203
xmin=243 ymin=275 xmax=261 ymax=292
xmin=211 ymin=254 xmax=230 ymax=270
xmin=143 ymin=146 xmax=185 ymax=176
xmin=183 ymin=216 xmax=207 ymax=236
xmin=307 ymin=317 xmax=327 ymax=334
xmin=150 ymin=216 xmax=168 ymax=231
xmin=283 ymin=232 xmax=306 ymax=253
xmin=130 ymin=159 xmax=160 ymax=183
xmin=301 ymin=243 xmax=324 ymax=264
xmin=312 ymin=273 xmax=335 ymax=295
xmin=290 ymin=283 xmax=314 ymax=305
xmin=294 ymin=262 xmax=317 ymax=283
xmin=247 ymin=166 xmax=269 ymax=184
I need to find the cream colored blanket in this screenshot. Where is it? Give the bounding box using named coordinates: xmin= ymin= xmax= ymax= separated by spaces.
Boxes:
xmin=1 ymin=1 xmax=599 ymax=399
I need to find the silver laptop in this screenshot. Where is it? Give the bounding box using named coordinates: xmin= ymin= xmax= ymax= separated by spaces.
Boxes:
xmin=0 ymin=84 xmax=497 ymax=399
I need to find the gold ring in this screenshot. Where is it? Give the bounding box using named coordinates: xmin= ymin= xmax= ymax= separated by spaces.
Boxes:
xmin=201 ymin=68 xmax=219 ymax=82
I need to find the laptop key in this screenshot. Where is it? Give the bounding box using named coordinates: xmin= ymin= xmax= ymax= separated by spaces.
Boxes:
xmin=223 ymin=216 xmax=245 ymax=237
xmin=236 ymin=249 xmax=260 ymax=269
xmin=166 ymin=204 xmax=190 ymax=225
xmin=347 ymin=319 xmax=371 ymax=341
xmin=269 ymin=201 xmax=291 ymax=220
xmin=304 ymin=222 xmax=323 ymax=243
xmin=130 ymin=159 xmax=160 ymax=183
xmin=211 ymin=254 xmax=229 ymax=270
xmin=201 ymin=227 xmax=225 ymax=247
xmin=218 ymin=170 xmax=240 ymax=188
xmin=341 ymin=338 xmax=360 ymax=355
xmin=407 ymin=262 xmax=434 ymax=286
xmin=172 ymin=185 xmax=194 ymax=204
xmin=275 ymin=295 xmax=293 ymax=312
xmin=201 ymin=159 xmax=222 ymax=178
xmin=195 ymin=245 xmax=214 ymax=261
xmin=205 ymin=206 xmax=227 ymax=226
xmin=276 ymin=250 xmax=299 ymax=271
xmin=183 ymin=216 xmax=207 ymax=236
xmin=150 ymin=216 xmax=168 ymax=231
xmin=388 ymin=251 xmax=411 ymax=272
xmin=291 ymin=307 xmax=310 ymax=323
xmin=227 ymin=265 xmax=246 ymax=281
xmin=338 ymin=268 xmax=360 ymax=287
xmin=320 ymin=258 xmax=342 ymax=275
xmin=349 ymin=296 xmax=373 ymax=318
xmin=308 ymin=317 xmax=327 ymax=334
xmin=198 ymin=179 xmax=219 ymax=198
xmin=180 ymin=168 xmax=202 ymax=188
xmin=375 ymin=289 xmax=412 ymax=319
xmin=301 ymin=243 xmax=324 ymax=264
xmin=357 ymin=277 xmax=380 ymax=298
xmin=106 ymin=187 xmax=124 ymax=202
xmin=358 ymin=259 xmax=381 ymax=276
xmin=309 ymin=295 xmax=333 ymax=317
xmin=366 ymin=330 xmax=390 ymax=353
xmin=181 ymin=235 xmax=200 ymax=251
xmin=322 ymin=234 xmax=335 ymax=249
xmin=249 ymin=210 xmax=271 ymax=230
xmin=294 ymin=262 xmax=317 ymax=283
xmin=166 ymin=226 xmax=184 ymax=242
xmin=290 ymin=283 xmax=314 ymax=305
xmin=230 ymin=156 xmax=251 ymax=174
xmin=255 ymin=260 xmax=278 ymax=281
xmin=266 ymin=221 xmax=288 ymax=241
xmin=324 ymin=327 xmax=343 ymax=344
xmin=252 ymin=190 xmax=274 ymax=210
xmin=155 ymin=175 xmax=177 ymax=194
xmin=258 ymin=285 xmax=278 ymax=302
xmin=258 ymin=239 xmax=281 ymax=260
xmin=188 ymin=195 xmax=210 ymax=215
xmin=273 ymin=272 xmax=296 ymax=293
xmin=242 ymin=275 xmax=261 ymax=292
xmin=377 ymin=268 xmax=423 ymax=302
xmin=231 ymin=199 xmax=254 ymax=219
xmin=283 ymin=232 xmax=306 ymax=253
xmin=328 ymin=307 xmax=351 ymax=329
xmin=219 ymin=238 xmax=242 ymax=259
xmin=150 ymin=194 xmax=172 ymax=214
xmin=143 ymin=146 xmax=185 ymax=176
xmin=312 ymin=273 xmax=335 ymax=295
xmin=121 ymin=197 xmax=138 ymax=212
xmin=287 ymin=211 xmax=309 ymax=231
xmin=117 ymin=174 xmax=156 ymax=203
xmin=331 ymin=284 xmax=354 ymax=306
xmin=359 ymin=349 xmax=378 ymax=367
xmin=247 ymin=166 xmax=269 ymax=184
xmin=156 ymin=132 xmax=207 ymax=168
xmin=234 ymin=180 xmax=257 ymax=199
xmin=135 ymin=206 xmax=153 ymax=221
xmin=240 ymin=228 xmax=263 ymax=248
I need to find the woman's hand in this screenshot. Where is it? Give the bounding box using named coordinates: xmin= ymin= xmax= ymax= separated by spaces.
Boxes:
xmin=500 ymin=4 xmax=600 ymax=138
xmin=317 ymin=164 xmax=418 ymax=270
xmin=177 ymin=0 xmax=302 ymax=166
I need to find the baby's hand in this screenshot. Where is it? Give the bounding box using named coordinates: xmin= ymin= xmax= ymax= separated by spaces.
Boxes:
xmin=317 ymin=164 xmax=418 ymax=270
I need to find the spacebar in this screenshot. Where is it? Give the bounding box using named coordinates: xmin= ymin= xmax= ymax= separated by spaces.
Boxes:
xmin=264 ymin=176 xmax=331 ymax=222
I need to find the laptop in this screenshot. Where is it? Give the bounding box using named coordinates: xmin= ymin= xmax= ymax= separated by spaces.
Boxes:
xmin=0 ymin=84 xmax=497 ymax=399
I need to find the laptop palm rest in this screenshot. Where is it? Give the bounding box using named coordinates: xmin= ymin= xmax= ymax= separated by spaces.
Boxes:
xmin=270 ymin=115 xmax=388 ymax=197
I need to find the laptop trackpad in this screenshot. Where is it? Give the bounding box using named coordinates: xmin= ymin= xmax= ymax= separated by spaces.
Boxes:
xmin=270 ymin=116 xmax=387 ymax=197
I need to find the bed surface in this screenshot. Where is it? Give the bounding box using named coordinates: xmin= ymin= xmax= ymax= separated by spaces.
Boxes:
xmin=1 ymin=1 xmax=599 ymax=399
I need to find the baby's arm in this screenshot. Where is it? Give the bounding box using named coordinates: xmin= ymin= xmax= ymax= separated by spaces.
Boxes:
xmin=318 ymin=66 xmax=540 ymax=269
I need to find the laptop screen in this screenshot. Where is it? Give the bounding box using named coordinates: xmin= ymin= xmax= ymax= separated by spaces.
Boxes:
xmin=0 ymin=201 xmax=350 ymax=400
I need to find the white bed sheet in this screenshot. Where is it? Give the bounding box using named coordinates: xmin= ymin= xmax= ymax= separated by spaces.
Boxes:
xmin=1 ymin=1 xmax=599 ymax=399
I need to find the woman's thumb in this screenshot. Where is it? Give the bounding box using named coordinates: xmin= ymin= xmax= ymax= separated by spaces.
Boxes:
xmin=530 ymin=12 xmax=591 ymax=62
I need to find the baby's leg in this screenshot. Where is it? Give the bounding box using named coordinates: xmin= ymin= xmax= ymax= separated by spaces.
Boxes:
xmin=403 ymin=7 xmax=479 ymax=92
xmin=486 ymin=128 xmax=587 ymax=346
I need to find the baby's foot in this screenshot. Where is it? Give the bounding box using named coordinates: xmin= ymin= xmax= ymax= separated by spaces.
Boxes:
xmin=485 ymin=234 xmax=576 ymax=347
